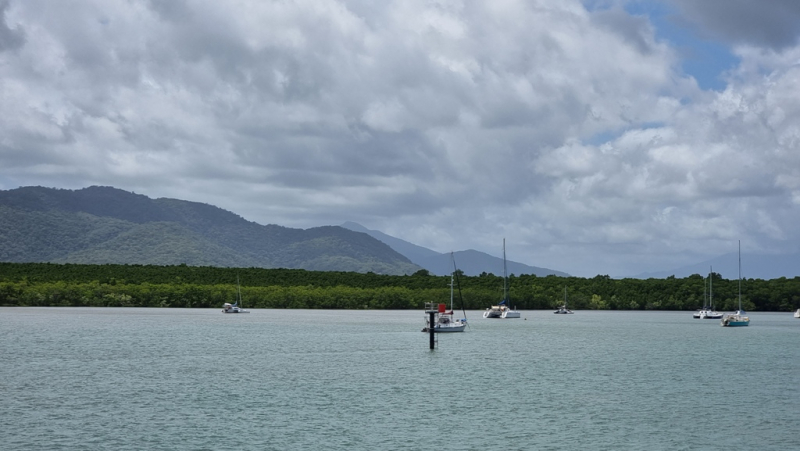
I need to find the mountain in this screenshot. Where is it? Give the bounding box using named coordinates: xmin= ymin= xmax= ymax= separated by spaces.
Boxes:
xmin=340 ymin=222 xmax=570 ymax=277
xmin=634 ymin=252 xmax=800 ymax=280
xmin=340 ymin=221 xmax=442 ymax=264
xmin=0 ymin=186 xmax=421 ymax=275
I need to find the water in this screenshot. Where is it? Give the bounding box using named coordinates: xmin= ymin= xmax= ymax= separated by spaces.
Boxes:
xmin=2 ymin=308 xmax=799 ymax=450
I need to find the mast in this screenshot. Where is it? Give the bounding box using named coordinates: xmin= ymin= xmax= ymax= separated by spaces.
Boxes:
xmin=449 ymin=271 xmax=454 ymax=311
xmin=503 ymin=238 xmax=508 ymax=303
xmin=738 ymin=240 xmax=742 ymax=312
xmin=451 ymin=252 xmax=468 ymax=322
xmin=237 ymin=275 xmax=242 ymax=306
xmin=709 ymin=266 xmax=713 ymax=310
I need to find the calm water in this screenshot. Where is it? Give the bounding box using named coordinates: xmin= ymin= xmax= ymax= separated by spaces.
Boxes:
xmin=2 ymin=308 xmax=799 ymax=450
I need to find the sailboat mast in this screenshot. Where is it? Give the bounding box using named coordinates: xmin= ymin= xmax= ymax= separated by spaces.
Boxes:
xmin=704 ymin=273 xmax=707 ymax=307
xmin=503 ymin=238 xmax=508 ymax=303
xmin=451 ymin=252 xmax=468 ymax=322
xmin=237 ymin=275 xmax=242 ymax=306
xmin=450 ymin=273 xmax=454 ymax=310
xmin=709 ymin=266 xmax=713 ymax=309
xmin=738 ymin=240 xmax=742 ymax=311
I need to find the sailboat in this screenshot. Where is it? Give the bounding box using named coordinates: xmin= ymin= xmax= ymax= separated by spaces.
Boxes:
xmin=423 ymin=253 xmax=467 ymax=332
xmin=222 ymin=276 xmax=250 ymax=313
xmin=483 ymin=239 xmax=520 ymax=319
xmin=699 ymin=267 xmax=723 ymax=319
xmin=693 ymin=273 xmax=709 ymax=318
xmin=554 ymin=286 xmax=574 ymax=314
xmin=722 ymin=241 xmax=749 ymax=327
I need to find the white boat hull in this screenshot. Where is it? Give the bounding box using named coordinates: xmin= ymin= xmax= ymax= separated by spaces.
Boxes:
xmin=483 ymin=306 xmax=519 ymax=318
xmin=222 ymin=303 xmax=249 ymax=313
xmin=424 ymin=308 xmax=466 ymax=332
xmin=428 ymin=323 xmax=467 ymax=333
xmin=483 ymin=309 xmax=502 ymax=318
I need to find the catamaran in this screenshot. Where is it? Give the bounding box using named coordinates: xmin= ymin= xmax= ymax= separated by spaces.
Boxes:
xmin=554 ymin=286 xmax=574 ymax=314
xmin=483 ymin=239 xmax=520 ymax=318
xmin=222 ymin=276 xmax=250 ymax=313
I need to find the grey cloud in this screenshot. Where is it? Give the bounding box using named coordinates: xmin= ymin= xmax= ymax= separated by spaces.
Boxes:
xmin=591 ymin=6 xmax=657 ymax=55
xmin=672 ymin=0 xmax=800 ymax=49
xmin=3 ymin=0 xmax=800 ymax=277
xmin=0 ymin=0 xmax=24 ymax=51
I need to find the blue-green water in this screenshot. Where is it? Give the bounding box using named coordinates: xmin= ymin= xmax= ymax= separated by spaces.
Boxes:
xmin=2 ymin=308 xmax=799 ymax=450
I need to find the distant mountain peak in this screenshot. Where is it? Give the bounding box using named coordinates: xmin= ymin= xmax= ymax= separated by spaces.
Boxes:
xmin=340 ymin=222 xmax=570 ymax=277
xmin=340 ymin=221 xmax=369 ymax=232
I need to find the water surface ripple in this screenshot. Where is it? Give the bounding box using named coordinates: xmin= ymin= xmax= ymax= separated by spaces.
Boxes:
xmin=2 ymin=308 xmax=798 ymax=450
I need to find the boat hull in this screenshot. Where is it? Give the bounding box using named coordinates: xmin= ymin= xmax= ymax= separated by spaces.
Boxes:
xmin=698 ymin=309 xmax=722 ymax=319
xmin=721 ymin=314 xmax=749 ymax=327
xmin=422 ymin=320 xmax=467 ymax=333
xmin=483 ymin=306 xmax=519 ymax=318
xmin=483 ymin=310 xmax=502 ymax=318
xmin=431 ymin=324 xmax=466 ymax=333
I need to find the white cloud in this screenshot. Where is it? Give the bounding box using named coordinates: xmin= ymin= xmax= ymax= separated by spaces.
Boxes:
xmin=2 ymin=0 xmax=800 ymax=276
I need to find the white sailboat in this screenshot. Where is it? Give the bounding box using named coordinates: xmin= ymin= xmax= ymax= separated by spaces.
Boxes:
xmin=554 ymin=286 xmax=574 ymax=314
xmin=693 ymin=273 xmax=709 ymax=318
xmin=222 ymin=276 xmax=250 ymax=313
xmin=722 ymin=241 xmax=749 ymax=327
xmin=794 ymin=309 xmax=800 ymax=318
xmin=423 ymin=253 xmax=467 ymax=332
xmin=699 ymin=267 xmax=722 ymax=319
xmin=483 ymin=239 xmax=520 ymax=319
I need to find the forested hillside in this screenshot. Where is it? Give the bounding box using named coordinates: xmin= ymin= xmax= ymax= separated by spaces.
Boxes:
xmin=2 ymin=263 xmax=798 ymax=311
xmin=0 ymin=186 xmax=420 ymax=275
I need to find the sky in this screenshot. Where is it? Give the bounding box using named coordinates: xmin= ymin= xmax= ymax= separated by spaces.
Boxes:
xmin=2 ymin=0 xmax=800 ymax=278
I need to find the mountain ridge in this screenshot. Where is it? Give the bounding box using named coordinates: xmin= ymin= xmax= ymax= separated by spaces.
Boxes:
xmin=5 ymin=186 xmax=797 ymax=279
xmin=0 ymin=186 xmax=420 ymax=275
xmin=340 ymin=222 xmax=570 ymax=277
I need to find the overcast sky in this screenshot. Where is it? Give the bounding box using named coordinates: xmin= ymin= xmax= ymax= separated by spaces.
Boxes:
xmin=2 ymin=0 xmax=800 ymax=277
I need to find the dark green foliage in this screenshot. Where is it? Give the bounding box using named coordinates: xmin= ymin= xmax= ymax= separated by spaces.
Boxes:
xmin=1 ymin=263 xmax=798 ymax=311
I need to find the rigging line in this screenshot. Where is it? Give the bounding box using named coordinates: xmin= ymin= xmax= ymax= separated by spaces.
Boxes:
xmin=452 ymin=252 xmax=470 ymax=330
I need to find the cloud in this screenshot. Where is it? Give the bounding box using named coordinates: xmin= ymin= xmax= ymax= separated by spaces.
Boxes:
xmin=1 ymin=0 xmax=800 ymax=277
xmin=672 ymin=0 xmax=800 ymax=49
xmin=0 ymin=0 xmax=24 ymax=51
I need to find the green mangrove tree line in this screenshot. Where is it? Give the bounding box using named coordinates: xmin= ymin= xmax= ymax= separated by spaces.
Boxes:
xmin=1 ymin=263 xmax=799 ymax=311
